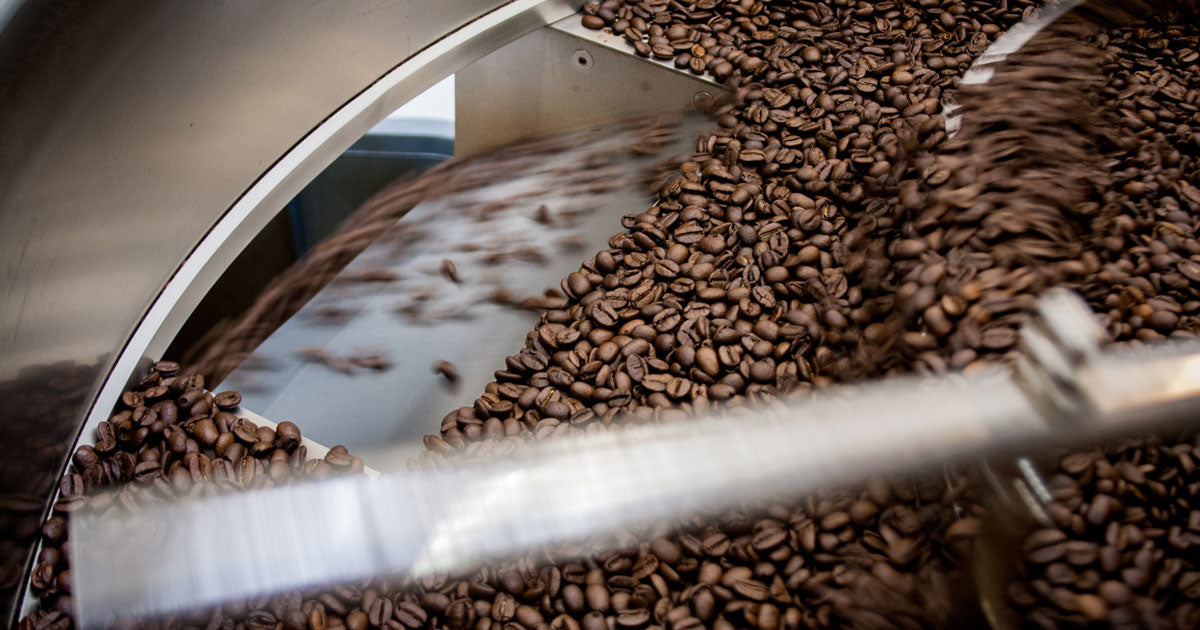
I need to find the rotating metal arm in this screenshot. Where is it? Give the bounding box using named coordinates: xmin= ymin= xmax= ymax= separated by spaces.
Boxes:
xmin=70 ymin=290 xmax=1200 ymax=627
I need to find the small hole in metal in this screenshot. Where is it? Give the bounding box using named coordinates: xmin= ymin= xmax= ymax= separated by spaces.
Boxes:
xmin=573 ymin=50 xmax=593 ymax=71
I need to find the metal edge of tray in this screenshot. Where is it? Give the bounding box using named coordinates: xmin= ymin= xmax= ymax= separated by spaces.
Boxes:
xmin=455 ymin=13 xmax=722 ymax=157
xmin=549 ymin=14 xmax=722 ymax=88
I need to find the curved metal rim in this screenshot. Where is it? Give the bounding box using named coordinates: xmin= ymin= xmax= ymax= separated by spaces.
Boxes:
xmin=74 ymin=0 xmax=579 ymax=446
xmin=17 ymin=0 xmax=579 ymax=619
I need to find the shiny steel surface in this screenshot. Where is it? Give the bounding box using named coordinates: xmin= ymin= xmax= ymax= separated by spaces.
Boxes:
xmin=77 ymin=0 xmax=583 ymax=488
xmin=72 ymin=290 xmax=1200 ymax=626
xmin=220 ymin=116 xmax=710 ymax=464
xmin=456 ymin=13 xmax=718 ymax=157
xmin=1078 ymin=341 xmax=1200 ymax=429
xmin=0 ymin=1 xmax=581 ymax=622
xmin=73 ymin=368 xmax=1050 ymax=627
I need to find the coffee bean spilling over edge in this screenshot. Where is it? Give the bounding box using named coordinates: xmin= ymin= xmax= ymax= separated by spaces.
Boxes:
xmin=19 ymin=363 xmax=367 ymax=630
xmin=20 ymin=3 xmax=1200 ymax=630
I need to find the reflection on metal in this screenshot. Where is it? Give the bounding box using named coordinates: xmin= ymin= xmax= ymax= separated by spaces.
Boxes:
xmin=1017 ymin=289 xmax=1200 ymax=438
xmin=71 ymin=290 xmax=1200 ymax=624
xmin=219 ymin=116 xmax=709 ymax=464
xmin=1079 ymin=343 xmax=1200 ymax=427
xmin=76 ymin=368 xmax=1049 ymax=626
xmin=0 ymin=1 xmax=583 ymax=623
xmin=456 ymin=14 xmax=721 ymax=157
xmin=80 ymin=0 xmax=587 ymax=462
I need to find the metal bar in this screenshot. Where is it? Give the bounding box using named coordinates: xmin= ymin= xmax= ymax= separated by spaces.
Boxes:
xmin=71 ymin=318 xmax=1200 ymax=627
xmin=72 ymin=368 xmax=1050 ymax=627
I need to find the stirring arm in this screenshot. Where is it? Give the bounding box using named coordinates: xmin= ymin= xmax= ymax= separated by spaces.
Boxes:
xmin=70 ymin=290 xmax=1200 ymax=627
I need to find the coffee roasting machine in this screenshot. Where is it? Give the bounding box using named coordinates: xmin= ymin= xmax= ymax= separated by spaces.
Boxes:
xmin=0 ymin=2 xmax=740 ymax=622
xmin=2 ymin=0 xmax=1199 ymax=628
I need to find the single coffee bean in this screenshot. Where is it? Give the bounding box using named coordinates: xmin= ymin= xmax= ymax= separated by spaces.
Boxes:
xmin=213 ymin=390 xmax=242 ymax=411
xmin=433 ymin=360 xmax=460 ymax=383
xmin=581 ymin=612 xmax=606 ymax=630
xmin=276 ymin=421 xmax=302 ymax=450
xmin=440 ymin=258 xmax=460 ymax=283
xmin=192 ymin=418 xmax=219 ymax=447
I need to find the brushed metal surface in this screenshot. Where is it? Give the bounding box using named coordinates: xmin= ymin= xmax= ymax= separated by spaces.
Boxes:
xmin=73 ymin=367 xmax=1051 ymax=626
xmin=75 ymin=0 xmax=584 ymax=487
xmin=0 ymin=0 xmax=506 ymax=383
xmin=0 ymin=1 xmax=581 ymax=623
xmin=455 ymin=13 xmax=719 ymax=157
xmin=218 ymin=115 xmax=709 ymax=466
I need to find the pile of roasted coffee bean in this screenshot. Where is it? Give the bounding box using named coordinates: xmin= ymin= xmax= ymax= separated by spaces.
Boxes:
xmin=845 ymin=15 xmax=1114 ymax=377
xmin=20 ymin=362 xmax=366 ymax=630
xmin=21 ymin=1 xmax=1200 ymax=629
xmin=998 ymin=17 xmax=1200 ymax=630
xmin=1006 ymin=436 xmax=1200 ymax=629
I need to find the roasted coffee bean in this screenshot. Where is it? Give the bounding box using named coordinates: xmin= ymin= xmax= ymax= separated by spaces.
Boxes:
xmin=245 ymin=611 xmax=278 ymax=630
xmin=29 ymin=4 xmax=1200 ymax=630
xmin=153 ymin=360 xmax=180 ymax=376
xmin=732 ymin=578 xmax=769 ymax=601
xmin=213 ymin=390 xmax=242 ymax=411
xmin=276 ymin=421 xmax=302 ymax=450
xmin=41 ymin=517 xmax=66 ymax=543
xmin=433 ymin=360 xmax=460 ymax=383
xmin=367 ymin=597 xmax=393 ymax=627
xmin=309 ymin=608 xmax=328 ymax=630
xmin=585 ymin=584 xmax=610 ymax=612
xmin=581 ymin=612 xmax=606 ymax=630
xmin=393 ymin=600 xmax=427 ymax=628
xmin=616 ymin=609 xmax=650 ymax=628
xmin=192 ymin=418 xmax=219 ymax=447
xmin=440 ymin=258 xmax=460 ymax=283
xmin=30 ymin=562 xmax=55 ymax=590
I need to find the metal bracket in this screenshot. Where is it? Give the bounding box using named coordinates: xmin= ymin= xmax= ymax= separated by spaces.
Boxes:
xmin=455 ymin=14 xmax=722 ymax=157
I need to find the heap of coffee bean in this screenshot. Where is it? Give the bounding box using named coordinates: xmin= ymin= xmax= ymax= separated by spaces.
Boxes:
xmin=1074 ymin=19 xmax=1200 ymax=345
xmin=19 ymin=362 xmax=366 ymax=630
xmin=579 ymin=3 xmax=1200 ymax=628
xmin=996 ymin=16 xmax=1200 ymax=630
xmin=423 ymin=0 xmax=1060 ymax=627
xmin=1005 ymin=436 xmax=1200 ymax=629
xmin=837 ymin=15 xmax=1113 ymax=378
xmin=421 ymin=2 xmax=1193 ymax=629
xmin=20 ymin=2 xmax=1200 ymax=630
